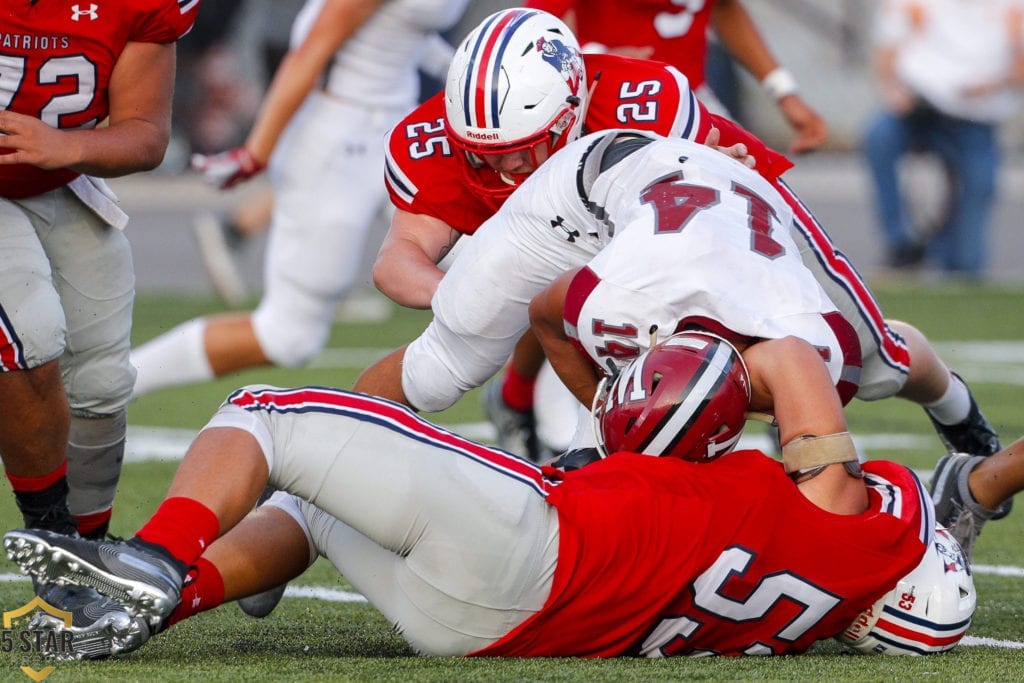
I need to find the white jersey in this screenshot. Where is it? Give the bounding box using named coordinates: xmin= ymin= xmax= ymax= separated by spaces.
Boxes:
xmin=404 ymin=131 xmax=856 ymax=412
xmin=568 ymin=137 xmax=847 ymax=382
xmin=292 ymin=0 xmax=466 ymax=108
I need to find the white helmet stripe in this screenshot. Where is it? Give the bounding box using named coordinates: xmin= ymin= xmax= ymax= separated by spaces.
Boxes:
xmin=463 ymin=9 xmax=539 ymax=130
xmin=643 ymin=340 xmax=734 ymax=455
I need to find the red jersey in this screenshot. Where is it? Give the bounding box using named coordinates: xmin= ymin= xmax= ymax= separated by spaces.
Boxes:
xmin=526 ymin=0 xmax=716 ymax=87
xmin=383 ymin=52 xmax=790 ymax=235
xmin=472 ymin=452 xmax=930 ymax=658
xmin=0 ymin=0 xmax=200 ymax=198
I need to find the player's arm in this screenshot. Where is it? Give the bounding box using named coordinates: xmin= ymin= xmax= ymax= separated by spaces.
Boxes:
xmin=710 ymin=0 xmax=827 ymax=154
xmin=0 ymin=40 xmax=174 ymax=175
xmin=743 ymin=336 xmax=867 ymax=514
xmin=529 ymin=269 xmax=603 ymax=407
xmin=244 ymin=0 xmax=384 ymax=163
xmin=373 ymin=209 xmax=461 ymax=309
xmin=743 ymin=336 xmax=847 ymax=445
xmin=192 ymin=0 xmax=385 ymax=188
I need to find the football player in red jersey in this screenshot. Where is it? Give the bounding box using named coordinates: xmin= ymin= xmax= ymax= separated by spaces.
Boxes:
xmin=525 ymin=0 xmax=828 ymax=154
xmin=3 ymin=337 xmax=975 ymax=659
xmin=0 ymin=0 xmax=199 ymax=651
xmin=361 ymin=8 xmax=1001 ymax=474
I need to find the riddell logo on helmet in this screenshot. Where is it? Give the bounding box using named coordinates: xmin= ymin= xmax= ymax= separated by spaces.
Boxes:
xmin=465 ymin=130 xmax=501 ymax=141
xmin=841 ymin=602 xmax=877 ymax=641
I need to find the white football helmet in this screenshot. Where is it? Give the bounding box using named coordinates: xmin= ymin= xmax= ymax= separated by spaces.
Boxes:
xmin=444 ymin=8 xmax=588 ymax=197
xmin=838 ymin=526 xmax=976 ymax=655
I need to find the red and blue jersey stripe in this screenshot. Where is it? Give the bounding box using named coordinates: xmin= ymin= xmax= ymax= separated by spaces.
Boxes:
xmin=226 ymin=385 xmax=558 ymax=498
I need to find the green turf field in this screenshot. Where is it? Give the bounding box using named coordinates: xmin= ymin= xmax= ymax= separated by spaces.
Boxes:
xmin=2 ymin=281 xmax=1023 ymax=681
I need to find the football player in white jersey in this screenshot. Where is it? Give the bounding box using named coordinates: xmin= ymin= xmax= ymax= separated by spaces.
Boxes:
xmin=129 ymin=0 xmax=469 ymax=399
xmin=526 ymin=132 xmax=862 ymax=446
xmin=365 ymin=130 xmax=861 ymax=452
xmin=358 ymin=8 xmax=1002 ymax=469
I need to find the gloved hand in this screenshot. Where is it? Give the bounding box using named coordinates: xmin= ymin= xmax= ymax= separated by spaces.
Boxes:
xmin=549 ymin=447 xmax=602 ymax=472
xmin=191 ymin=147 xmax=265 ymax=190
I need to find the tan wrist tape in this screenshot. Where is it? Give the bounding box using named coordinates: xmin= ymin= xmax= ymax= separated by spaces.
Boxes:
xmin=781 ymin=431 xmax=858 ymax=474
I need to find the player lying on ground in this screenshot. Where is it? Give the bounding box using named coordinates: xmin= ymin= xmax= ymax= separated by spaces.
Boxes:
xmin=5 ymin=335 xmax=975 ymax=659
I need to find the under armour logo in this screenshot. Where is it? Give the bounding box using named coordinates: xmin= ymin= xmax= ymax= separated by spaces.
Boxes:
xmin=71 ymin=3 xmax=99 ymax=21
xmin=550 ymin=215 xmax=579 ymax=243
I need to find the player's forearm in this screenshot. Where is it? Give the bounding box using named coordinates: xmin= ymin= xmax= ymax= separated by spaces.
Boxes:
xmin=244 ymin=52 xmax=323 ymax=163
xmin=529 ymin=277 xmax=599 ymax=407
xmin=63 ymin=119 xmax=170 ymax=176
xmin=745 ymin=337 xmax=847 ymax=447
xmin=710 ymin=0 xmax=780 ymax=81
xmin=372 ymin=247 xmax=443 ymax=309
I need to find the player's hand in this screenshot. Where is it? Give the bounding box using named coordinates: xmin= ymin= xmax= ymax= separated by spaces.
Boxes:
xmin=191 ymin=147 xmax=265 ymax=190
xmin=0 ymin=109 xmax=78 ymax=169
xmin=777 ymin=95 xmax=828 ymax=155
xmin=550 ymin=447 xmax=603 ymax=472
xmin=703 ymin=127 xmax=755 ymax=168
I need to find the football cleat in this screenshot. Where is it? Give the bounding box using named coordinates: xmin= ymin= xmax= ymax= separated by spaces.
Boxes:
xmin=927 ymin=383 xmax=1002 ymax=457
xmin=4 ymin=529 xmax=184 ymax=629
xmin=482 ymin=379 xmax=546 ymax=463
xmin=929 ymin=453 xmax=998 ymax=561
xmin=32 ymin=583 xmax=152 ymax=660
xmin=927 ymin=378 xmax=1011 ymax=519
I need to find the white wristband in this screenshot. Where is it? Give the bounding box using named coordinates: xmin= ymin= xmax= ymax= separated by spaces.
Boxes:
xmin=761 ymin=67 xmax=799 ymax=101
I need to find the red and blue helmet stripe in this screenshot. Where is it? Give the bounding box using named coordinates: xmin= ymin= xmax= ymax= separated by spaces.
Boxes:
xmin=461 ymin=9 xmax=540 ymax=131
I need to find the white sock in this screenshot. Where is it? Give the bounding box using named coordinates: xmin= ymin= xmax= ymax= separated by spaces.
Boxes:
xmin=924 ymin=373 xmax=973 ymax=426
xmin=131 ymin=318 xmax=214 ymax=398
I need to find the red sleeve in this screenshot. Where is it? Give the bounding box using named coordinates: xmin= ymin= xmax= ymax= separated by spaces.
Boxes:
xmin=706 ymin=113 xmax=794 ymax=181
xmin=383 ymin=95 xmax=501 ymax=235
xmin=131 ymin=0 xmax=201 ymax=43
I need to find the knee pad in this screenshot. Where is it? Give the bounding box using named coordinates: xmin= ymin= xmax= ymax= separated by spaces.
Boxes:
xmin=62 ymin=344 xmax=135 ymax=414
xmin=252 ymin=300 xmax=333 ymax=368
xmin=0 ymin=279 xmax=66 ymax=370
xmin=402 ymin=319 xmax=508 ymax=413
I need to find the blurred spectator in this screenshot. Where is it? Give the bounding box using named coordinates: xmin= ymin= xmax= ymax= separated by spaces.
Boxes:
xmin=862 ymin=0 xmax=1024 ymax=276
xmin=525 ymin=0 xmax=828 ymax=154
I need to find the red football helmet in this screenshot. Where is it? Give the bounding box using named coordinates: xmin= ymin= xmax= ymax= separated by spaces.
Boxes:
xmin=595 ymin=332 xmax=751 ymax=462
